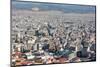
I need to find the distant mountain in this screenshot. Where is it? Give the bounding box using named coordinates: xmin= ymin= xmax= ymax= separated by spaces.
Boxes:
xmin=12 ymin=1 xmax=96 ymax=13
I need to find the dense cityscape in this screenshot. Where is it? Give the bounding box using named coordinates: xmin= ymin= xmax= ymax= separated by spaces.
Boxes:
xmin=11 ymin=10 xmax=96 ymax=66
xmin=11 ymin=1 xmax=96 ymax=66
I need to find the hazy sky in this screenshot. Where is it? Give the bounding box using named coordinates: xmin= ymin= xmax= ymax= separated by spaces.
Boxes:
xmin=12 ymin=0 xmax=96 ymax=13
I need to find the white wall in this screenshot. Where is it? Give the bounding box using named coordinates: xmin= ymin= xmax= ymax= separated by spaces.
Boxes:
xmin=0 ymin=0 xmax=100 ymax=67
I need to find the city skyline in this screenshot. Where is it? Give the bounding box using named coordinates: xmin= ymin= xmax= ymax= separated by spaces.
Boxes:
xmin=11 ymin=0 xmax=96 ymax=66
